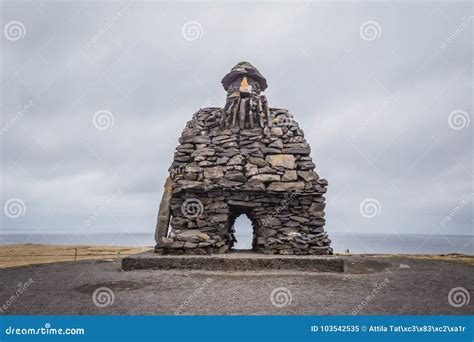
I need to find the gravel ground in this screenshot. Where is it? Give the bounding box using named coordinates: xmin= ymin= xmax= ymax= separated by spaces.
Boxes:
xmin=0 ymin=255 xmax=472 ymax=315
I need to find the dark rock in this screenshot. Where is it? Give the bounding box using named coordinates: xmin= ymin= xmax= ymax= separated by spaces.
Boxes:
xmin=262 ymin=147 xmax=281 ymax=154
xmin=249 ymin=174 xmax=280 ymax=182
xmin=225 ymin=171 xmax=247 ymax=182
xmin=266 ymin=154 xmax=296 ymax=169
xmin=216 ymin=157 xmax=229 ymax=165
xmin=204 ymin=166 xmax=224 ymax=179
xmin=282 ymin=148 xmax=311 ymax=155
xmin=267 ymin=181 xmax=304 ymax=191
xmin=227 ymin=154 xmax=245 ymax=165
xmin=248 ymin=156 xmax=266 ymax=167
xmin=268 ymin=139 xmax=283 ymax=149
xmin=309 ymin=202 xmax=326 ymax=214
xmin=282 ymin=170 xmax=297 ymax=181
xmin=297 ymin=161 xmax=316 ymax=170
xmin=298 ymin=170 xmax=319 ymax=181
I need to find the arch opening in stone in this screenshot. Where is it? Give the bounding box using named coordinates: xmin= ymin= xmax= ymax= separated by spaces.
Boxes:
xmin=228 ymin=206 xmax=259 ymax=251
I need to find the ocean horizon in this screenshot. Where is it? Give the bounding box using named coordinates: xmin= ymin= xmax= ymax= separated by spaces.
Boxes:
xmin=1 ymin=232 xmax=472 ymax=255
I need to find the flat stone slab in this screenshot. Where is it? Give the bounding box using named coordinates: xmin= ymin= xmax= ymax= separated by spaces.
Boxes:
xmin=122 ymin=250 xmax=344 ymax=272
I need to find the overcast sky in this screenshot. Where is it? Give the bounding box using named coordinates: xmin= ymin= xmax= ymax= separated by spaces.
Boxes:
xmin=1 ymin=1 xmax=472 ymax=247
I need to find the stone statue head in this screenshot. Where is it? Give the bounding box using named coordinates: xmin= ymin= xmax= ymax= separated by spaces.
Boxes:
xmin=221 ymin=61 xmax=268 ymax=96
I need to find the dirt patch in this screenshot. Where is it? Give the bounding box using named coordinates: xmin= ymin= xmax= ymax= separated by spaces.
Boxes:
xmin=344 ymin=256 xmax=393 ymax=274
xmin=75 ymin=280 xmax=145 ymax=293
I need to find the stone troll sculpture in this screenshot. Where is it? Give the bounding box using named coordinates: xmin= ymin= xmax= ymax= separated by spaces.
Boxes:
xmin=154 ymin=62 xmax=332 ymax=255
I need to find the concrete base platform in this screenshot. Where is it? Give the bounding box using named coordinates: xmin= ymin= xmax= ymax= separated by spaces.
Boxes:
xmin=122 ymin=250 xmax=344 ymax=272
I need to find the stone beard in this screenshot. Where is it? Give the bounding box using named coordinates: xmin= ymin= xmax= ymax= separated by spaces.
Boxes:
xmin=220 ymin=77 xmax=273 ymax=132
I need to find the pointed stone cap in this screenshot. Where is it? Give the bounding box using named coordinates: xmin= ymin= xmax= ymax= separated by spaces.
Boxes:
xmin=221 ymin=61 xmax=268 ymax=91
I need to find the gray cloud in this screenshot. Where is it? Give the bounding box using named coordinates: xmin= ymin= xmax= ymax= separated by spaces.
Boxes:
xmin=1 ymin=1 xmax=472 ymax=244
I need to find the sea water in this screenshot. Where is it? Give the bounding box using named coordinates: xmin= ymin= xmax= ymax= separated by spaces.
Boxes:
xmin=1 ymin=232 xmax=472 ymax=255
